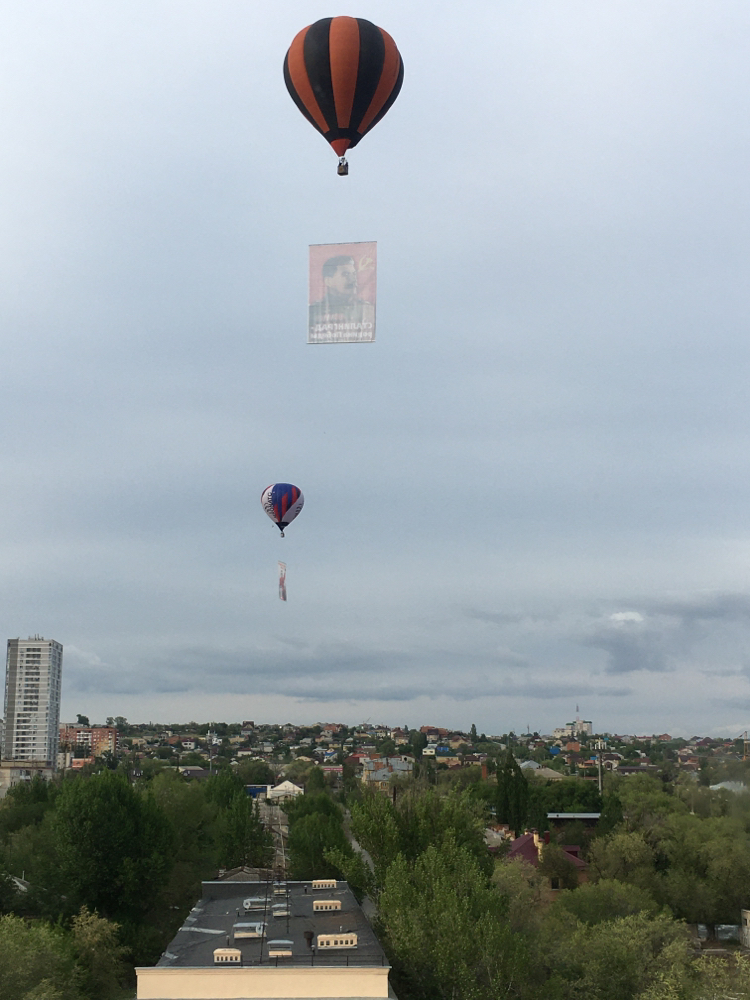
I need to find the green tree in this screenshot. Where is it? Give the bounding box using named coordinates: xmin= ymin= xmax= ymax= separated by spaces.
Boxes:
xmin=217 ymin=793 xmax=273 ymax=870
xmin=378 ymin=834 xmax=530 ymax=1000
xmin=287 ymin=811 xmax=350 ymax=879
xmin=0 ymin=913 xmax=82 ymax=1000
xmin=150 ymin=770 xmax=218 ymax=915
xmin=349 ymin=787 xmax=491 ymax=893
xmin=495 ymin=749 xmax=529 ymax=835
xmin=51 ymin=770 xmax=174 ymax=922
xmin=286 ymin=793 xmax=351 ymax=880
xmin=0 ymin=775 xmax=57 ymax=838
xmin=284 ymin=759 xmax=315 ymax=785
xmin=588 ymin=830 xmax=659 ymax=896
xmin=491 ymin=857 xmax=546 ymax=935
xmin=540 ymin=911 xmax=691 ymax=1000
xmin=653 ymin=813 xmax=750 ymax=937
xmin=76 ymin=715 xmax=89 ymax=727
xmin=596 ymin=790 xmax=624 ymax=837
xmin=377 ymin=737 xmax=397 ymax=756
xmin=615 ymin=773 xmax=686 ymax=833
xmin=285 ymin=792 xmax=341 ymax=824
xmin=400 ymin=788 xmax=490 ymax=871
xmin=305 ymin=767 xmax=326 ymax=793
xmin=69 ymin=906 xmax=127 ymax=1000
xmin=348 ymin=792 xmax=402 ymax=891
xmin=550 ymin=878 xmax=659 ymax=925
xmin=525 ymin=776 xmax=602 ymax=833
xmin=693 ymin=953 xmax=750 ymax=1000
xmin=698 ymin=757 xmax=712 ymax=787
xmin=0 ymin=871 xmax=20 ymax=914
xmin=203 ymin=768 xmax=243 ymax=810
xmin=236 ymin=759 xmax=274 ymax=786
xmin=323 ymin=845 xmax=373 ymax=900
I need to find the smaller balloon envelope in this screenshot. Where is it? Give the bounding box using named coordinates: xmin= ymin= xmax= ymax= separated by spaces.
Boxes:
xmin=261 ymin=483 xmax=304 ymax=537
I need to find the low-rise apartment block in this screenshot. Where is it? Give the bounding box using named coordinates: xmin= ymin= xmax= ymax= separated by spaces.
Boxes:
xmin=59 ymin=724 xmax=120 ymax=759
xmin=136 ymin=878 xmax=390 ymax=1000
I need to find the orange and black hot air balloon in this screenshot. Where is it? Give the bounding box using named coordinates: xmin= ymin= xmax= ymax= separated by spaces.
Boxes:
xmin=284 ymin=17 xmax=404 ymax=175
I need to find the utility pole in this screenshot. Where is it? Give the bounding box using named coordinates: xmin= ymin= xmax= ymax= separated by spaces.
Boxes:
xmin=593 ymin=739 xmax=606 ymax=796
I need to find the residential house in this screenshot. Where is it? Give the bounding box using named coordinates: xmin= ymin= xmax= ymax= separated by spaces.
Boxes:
xmin=361 ymin=756 xmax=413 ymax=792
xmin=527 ymin=766 xmax=565 ymax=781
xmin=506 ymin=829 xmax=588 ymax=892
xmin=268 ymin=780 xmax=304 ymax=802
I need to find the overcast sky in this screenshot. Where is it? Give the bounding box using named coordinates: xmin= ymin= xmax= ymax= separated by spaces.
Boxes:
xmin=1 ymin=2 xmax=749 ymax=737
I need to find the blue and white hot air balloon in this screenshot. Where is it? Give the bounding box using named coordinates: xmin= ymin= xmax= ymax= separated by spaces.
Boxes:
xmin=261 ymin=483 xmax=304 ymax=537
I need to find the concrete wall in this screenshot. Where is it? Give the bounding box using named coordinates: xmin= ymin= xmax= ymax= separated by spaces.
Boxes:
xmin=136 ymin=965 xmax=390 ymax=999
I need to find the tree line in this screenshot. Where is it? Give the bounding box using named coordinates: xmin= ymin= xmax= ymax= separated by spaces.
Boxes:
xmin=0 ymin=765 xmax=273 ymax=997
xmin=289 ymin=753 xmax=750 ymax=999
xmin=3 ymin=748 xmax=750 ymax=999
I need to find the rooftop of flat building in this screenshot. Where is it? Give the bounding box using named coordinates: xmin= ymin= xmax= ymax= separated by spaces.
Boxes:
xmin=156 ymin=880 xmax=388 ymax=971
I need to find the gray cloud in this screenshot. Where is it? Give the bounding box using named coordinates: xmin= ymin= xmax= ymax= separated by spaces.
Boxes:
xmin=63 ymin=639 xmax=631 ymax=705
xmin=581 ymin=618 xmax=673 ymax=675
xmin=644 ymin=593 xmax=750 ymax=625
xmin=466 ymin=609 xmax=557 ymax=627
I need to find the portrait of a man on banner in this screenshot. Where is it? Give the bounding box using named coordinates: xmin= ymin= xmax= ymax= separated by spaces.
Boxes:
xmin=308 ymin=241 xmax=376 ymax=343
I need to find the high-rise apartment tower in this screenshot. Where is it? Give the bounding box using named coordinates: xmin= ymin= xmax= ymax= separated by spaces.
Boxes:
xmin=3 ymin=637 xmax=63 ymax=767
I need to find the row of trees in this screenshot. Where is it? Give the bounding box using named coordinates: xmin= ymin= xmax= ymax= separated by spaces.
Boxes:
xmin=0 ymin=767 xmax=273 ymax=994
xmin=316 ymin=780 xmax=712 ymax=999
xmin=299 ymin=759 xmax=750 ymax=999
xmin=5 ymin=746 xmax=750 ymax=998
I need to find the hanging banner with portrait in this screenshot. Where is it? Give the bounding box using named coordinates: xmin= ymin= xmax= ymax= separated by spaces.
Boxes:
xmin=308 ymin=241 xmax=377 ymax=343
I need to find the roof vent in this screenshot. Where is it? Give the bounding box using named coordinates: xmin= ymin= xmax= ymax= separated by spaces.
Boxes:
xmin=243 ymin=896 xmax=266 ymax=910
xmin=268 ymin=939 xmax=293 ymax=958
xmin=311 ymin=879 xmax=337 ymax=890
xmin=213 ymin=948 xmax=241 ymax=964
xmin=313 ymin=899 xmax=342 ymax=912
xmin=233 ymin=921 xmax=265 ymax=939
xmin=317 ymin=932 xmax=357 ymax=949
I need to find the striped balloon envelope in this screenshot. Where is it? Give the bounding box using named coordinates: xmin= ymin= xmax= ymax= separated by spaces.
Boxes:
xmin=283 ymin=17 xmax=404 ymax=173
xmin=261 ymin=483 xmax=305 ymax=537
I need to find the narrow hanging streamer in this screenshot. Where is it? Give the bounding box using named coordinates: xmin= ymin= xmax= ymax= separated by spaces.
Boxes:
xmin=278 ymin=561 xmax=287 ymax=602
